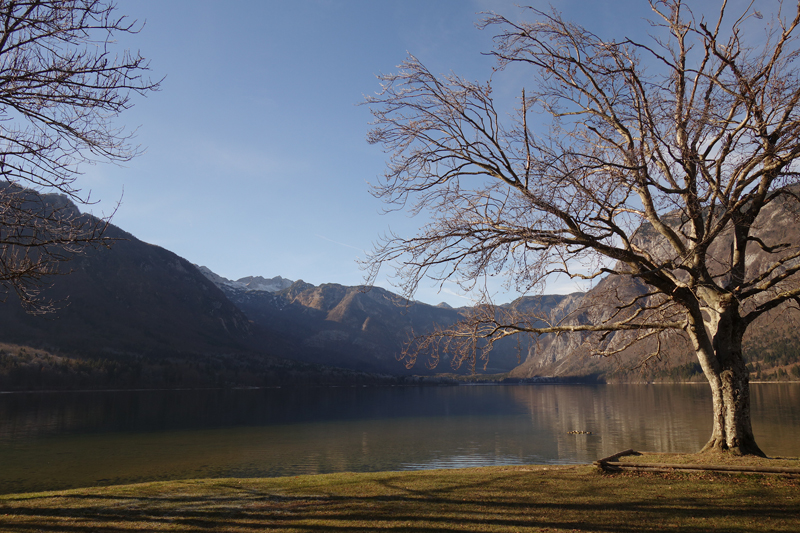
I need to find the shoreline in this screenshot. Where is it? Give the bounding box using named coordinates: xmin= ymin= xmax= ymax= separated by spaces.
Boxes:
xmin=2 ymin=379 xmax=799 ymax=394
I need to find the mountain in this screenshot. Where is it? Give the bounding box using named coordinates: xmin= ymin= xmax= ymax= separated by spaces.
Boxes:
xmin=0 ymin=224 xmax=252 ymax=357
xmin=198 ymin=269 xmax=585 ymax=375
xmin=508 ymin=194 xmax=800 ymax=382
xmin=2 ymin=189 xmax=798 ymax=389
xmin=197 ymin=271 xmax=462 ymax=374
xmin=194 ymin=266 xmax=293 ymax=293
xmin=0 ymin=193 xmax=400 ymax=389
xmin=0 ymin=190 xmax=541 ymax=383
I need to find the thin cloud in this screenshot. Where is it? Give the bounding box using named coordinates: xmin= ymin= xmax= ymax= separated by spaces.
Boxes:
xmin=316 ymin=234 xmax=364 ymax=252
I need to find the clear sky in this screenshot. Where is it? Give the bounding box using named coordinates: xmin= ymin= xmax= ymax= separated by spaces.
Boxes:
xmin=79 ymin=0 xmax=750 ymax=306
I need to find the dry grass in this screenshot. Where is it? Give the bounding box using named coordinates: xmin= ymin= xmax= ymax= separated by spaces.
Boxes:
xmin=0 ymin=463 xmax=798 ymax=532
xmin=621 ymin=452 xmax=800 ymax=468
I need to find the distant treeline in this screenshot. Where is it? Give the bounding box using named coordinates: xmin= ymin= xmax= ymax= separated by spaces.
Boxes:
xmin=0 ymin=344 xmax=409 ymax=391
xmin=3 ymin=332 xmax=799 ymax=391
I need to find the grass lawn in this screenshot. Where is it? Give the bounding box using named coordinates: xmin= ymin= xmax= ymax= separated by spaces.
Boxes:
xmin=0 ymin=463 xmax=798 ymax=532
xmin=620 ymin=452 xmax=800 ymax=468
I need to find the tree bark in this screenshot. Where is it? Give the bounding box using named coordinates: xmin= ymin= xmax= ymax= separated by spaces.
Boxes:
xmin=697 ymin=307 xmax=765 ymax=456
xmin=700 ymin=364 xmax=764 ymax=456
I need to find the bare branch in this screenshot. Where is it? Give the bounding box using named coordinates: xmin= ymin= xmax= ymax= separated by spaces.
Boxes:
xmin=367 ymin=1 xmax=797 ymax=454
xmin=0 ymin=0 xmax=160 ymax=311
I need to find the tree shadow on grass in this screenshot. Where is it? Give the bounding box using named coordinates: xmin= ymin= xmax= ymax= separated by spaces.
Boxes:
xmin=0 ymin=472 xmax=798 ymax=532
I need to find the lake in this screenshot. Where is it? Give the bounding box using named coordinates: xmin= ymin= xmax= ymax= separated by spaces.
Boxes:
xmin=0 ymin=383 xmax=798 ymax=494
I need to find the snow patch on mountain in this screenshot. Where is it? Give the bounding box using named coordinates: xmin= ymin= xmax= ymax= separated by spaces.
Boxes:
xmin=236 ymin=275 xmax=294 ymax=292
xmin=195 ymin=265 xmax=293 ymax=293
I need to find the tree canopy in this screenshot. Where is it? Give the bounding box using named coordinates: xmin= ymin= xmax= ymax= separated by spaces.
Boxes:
xmin=366 ymin=0 xmax=800 ymax=455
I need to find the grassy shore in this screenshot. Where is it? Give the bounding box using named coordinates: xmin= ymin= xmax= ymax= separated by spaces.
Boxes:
xmin=1 ymin=459 xmax=799 ymax=532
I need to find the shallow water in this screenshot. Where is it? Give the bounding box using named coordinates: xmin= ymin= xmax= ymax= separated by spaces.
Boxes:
xmin=0 ymin=383 xmax=797 ymax=494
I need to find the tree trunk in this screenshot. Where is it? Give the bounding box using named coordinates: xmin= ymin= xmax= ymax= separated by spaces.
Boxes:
xmin=697 ymin=308 xmax=765 ymax=457
xmin=700 ymin=362 xmax=764 ymax=456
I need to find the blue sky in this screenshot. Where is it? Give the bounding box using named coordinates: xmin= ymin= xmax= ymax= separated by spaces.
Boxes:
xmin=80 ymin=0 xmax=745 ymax=306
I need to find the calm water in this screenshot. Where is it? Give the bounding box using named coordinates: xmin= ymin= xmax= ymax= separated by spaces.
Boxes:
xmin=0 ymin=383 xmax=798 ymax=494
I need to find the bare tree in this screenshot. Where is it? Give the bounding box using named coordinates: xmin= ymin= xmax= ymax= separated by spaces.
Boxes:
xmin=365 ymin=0 xmax=800 ymax=456
xmin=0 ymin=0 xmax=159 ymax=312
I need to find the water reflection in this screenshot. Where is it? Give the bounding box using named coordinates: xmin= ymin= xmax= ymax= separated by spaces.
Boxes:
xmin=0 ymin=384 xmax=797 ymax=494
xmin=503 ymin=384 xmax=712 ymax=461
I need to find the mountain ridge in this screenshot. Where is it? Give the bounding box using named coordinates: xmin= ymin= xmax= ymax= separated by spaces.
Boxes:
xmin=1 ymin=189 xmax=799 ymax=389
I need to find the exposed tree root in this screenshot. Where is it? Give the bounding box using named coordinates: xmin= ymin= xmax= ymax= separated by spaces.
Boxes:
xmin=700 ymin=438 xmax=766 ymax=457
